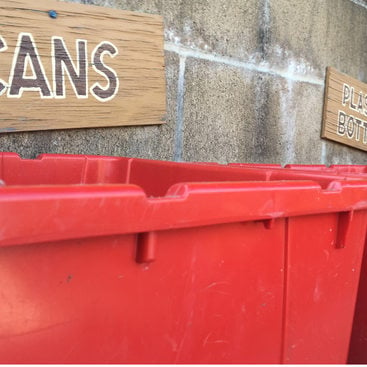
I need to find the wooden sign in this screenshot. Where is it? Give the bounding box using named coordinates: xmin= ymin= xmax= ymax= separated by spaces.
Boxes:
xmin=0 ymin=0 xmax=166 ymax=132
xmin=322 ymin=67 xmax=367 ymax=151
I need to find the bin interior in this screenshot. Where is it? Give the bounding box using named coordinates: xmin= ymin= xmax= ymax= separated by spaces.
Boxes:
xmin=0 ymin=153 xmax=361 ymax=197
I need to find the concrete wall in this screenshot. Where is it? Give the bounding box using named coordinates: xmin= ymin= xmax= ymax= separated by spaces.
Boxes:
xmin=1 ymin=0 xmax=367 ymax=164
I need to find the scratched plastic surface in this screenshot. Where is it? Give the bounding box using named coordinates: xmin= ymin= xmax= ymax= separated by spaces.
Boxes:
xmin=228 ymin=161 xmax=367 ymax=364
xmin=0 ymin=153 xmax=367 ymax=363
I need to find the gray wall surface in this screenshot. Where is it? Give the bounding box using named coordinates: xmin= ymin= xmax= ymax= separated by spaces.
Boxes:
xmin=1 ymin=0 xmax=367 ymax=165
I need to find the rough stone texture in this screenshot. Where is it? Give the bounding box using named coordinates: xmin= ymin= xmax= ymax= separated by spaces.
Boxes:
xmin=250 ymin=73 xmax=284 ymax=163
xmin=268 ymin=77 xmax=325 ymax=165
xmin=162 ymin=0 xmax=261 ymax=61
xmin=269 ymin=0 xmax=367 ymax=81
xmin=182 ymin=58 xmax=326 ymax=164
xmin=181 ymin=58 xmax=257 ymax=163
xmin=323 ymin=140 xmax=367 ymax=165
xmin=0 ymin=51 xmax=178 ymax=160
xmin=75 ymin=0 xmax=262 ymax=62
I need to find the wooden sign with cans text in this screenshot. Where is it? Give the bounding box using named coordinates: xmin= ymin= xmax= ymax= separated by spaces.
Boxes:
xmin=0 ymin=0 xmax=166 ymax=132
xmin=322 ymin=67 xmax=367 ymax=151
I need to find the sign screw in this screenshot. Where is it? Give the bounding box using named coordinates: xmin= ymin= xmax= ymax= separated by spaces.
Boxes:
xmin=48 ymin=10 xmax=58 ymax=19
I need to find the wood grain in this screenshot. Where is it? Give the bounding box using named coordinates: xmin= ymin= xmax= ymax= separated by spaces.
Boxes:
xmin=0 ymin=0 xmax=166 ymax=132
xmin=322 ymin=67 xmax=367 ymax=152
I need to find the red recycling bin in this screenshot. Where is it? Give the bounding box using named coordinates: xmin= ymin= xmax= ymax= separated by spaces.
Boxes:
xmin=0 ymin=153 xmax=366 ymax=364
xmin=227 ymin=162 xmax=367 ymax=364
xmin=234 ymin=162 xmax=367 ymax=364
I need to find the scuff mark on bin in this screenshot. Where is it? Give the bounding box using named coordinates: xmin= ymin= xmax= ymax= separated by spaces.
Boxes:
xmin=165 ymin=334 xmax=178 ymax=352
xmin=203 ymin=332 xmax=230 ymax=346
xmin=212 ymin=340 xmax=230 ymax=344
xmin=313 ymin=279 xmax=322 ymax=303
xmin=202 ymin=281 xmax=230 ymax=291
xmin=202 ymin=332 xmax=213 ymax=347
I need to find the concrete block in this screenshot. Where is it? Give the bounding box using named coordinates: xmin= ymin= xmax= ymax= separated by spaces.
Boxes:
xmin=322 ymin=140 xmax=367 ymax=165
xmin=268 ymin=77 xmax=325 ymax=165
xmin=0 ymin=51 xmax=178 ymax=160
xmin=162 ymin=0 xmax=262 ymax=61
xmin=181 ymin=58 xmax=259 ymax=163
xmin=77 ymin=0 xmax=262 ymax=61
xmin=269 ymin=0 xmax=367 ymax=81
xmin=182 ymin=58 xmax=326 ymax=164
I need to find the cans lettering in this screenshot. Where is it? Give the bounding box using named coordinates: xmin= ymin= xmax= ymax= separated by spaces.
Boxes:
xmin=0 ymin=33 xmax=119 ymax=102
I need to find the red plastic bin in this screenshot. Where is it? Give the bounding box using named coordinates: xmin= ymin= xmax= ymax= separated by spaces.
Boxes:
xmin=0 ymin=153 xmax=366 ymax=364
xmin=229 ymin=162 xmax=367 ymax=364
